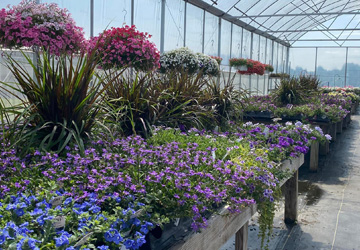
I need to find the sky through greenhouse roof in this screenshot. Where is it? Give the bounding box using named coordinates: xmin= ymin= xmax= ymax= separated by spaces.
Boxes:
xmin=194 ymin=0 xmax=360 ymax=47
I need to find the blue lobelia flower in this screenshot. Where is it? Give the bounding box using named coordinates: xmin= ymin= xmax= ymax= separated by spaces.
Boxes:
xmin=104 ymin=229 xmax=123 ymax=244
xmin=0 ymin=234 xmax=5 ymax=245
xmin=55 ymin=232 xmax=71 ymax=247
xmin=89 ymin=205 xmax=101 ymax=214
xmin=64 ymin=197 xmax=73 ymax=206
xmin=98 ymin=246 xmax=109 ymax=250
xmin=14 ymin=208 xmax=25 ymax=217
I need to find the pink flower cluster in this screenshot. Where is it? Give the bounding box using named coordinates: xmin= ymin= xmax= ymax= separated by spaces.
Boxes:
xmin=88 ymin=25 xmax=160 ymax=71
xmin=0 ymin=0 xmax=86 ymax=55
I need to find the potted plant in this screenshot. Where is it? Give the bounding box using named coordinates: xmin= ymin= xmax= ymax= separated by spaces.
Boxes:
xmin=264 ymin=64 xmax=274 ymax=74
xmin=229 ymin=58 xmax=252 ymax=71
xmin=210 ymin=55 xmax=223 ymax=65
xmin=88 ymin=25 xmax=160 ymax=71
xmin=0 ymin=0 xmax=86 ymax=55
xmin=243 ymin=60 xmax=265 ymax=75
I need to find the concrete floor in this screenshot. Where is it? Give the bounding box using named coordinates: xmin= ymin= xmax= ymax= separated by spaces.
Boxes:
xmin=221 ymin=111 xmax=360 ymax=250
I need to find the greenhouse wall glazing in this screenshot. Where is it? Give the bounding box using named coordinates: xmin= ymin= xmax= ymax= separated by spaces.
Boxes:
xmin=1 ymin=0 xmax=359 ymax=90
xmin=0 ymin=0 xmax=290 ymax=95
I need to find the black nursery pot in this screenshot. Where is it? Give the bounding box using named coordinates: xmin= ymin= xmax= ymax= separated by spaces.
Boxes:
xmin=140 ymin=218 xmax=193 ymax=250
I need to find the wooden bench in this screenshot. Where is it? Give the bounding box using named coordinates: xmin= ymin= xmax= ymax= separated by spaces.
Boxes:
xmin=170 ymin=155 xmax=304 ymax=250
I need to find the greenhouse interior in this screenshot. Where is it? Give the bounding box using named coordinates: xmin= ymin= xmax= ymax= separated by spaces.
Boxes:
xmin=0 ymin=0 xmax=360 ymax=249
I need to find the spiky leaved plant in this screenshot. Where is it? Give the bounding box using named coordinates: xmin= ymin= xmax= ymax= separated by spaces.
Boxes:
xmin=1 ymin=48 xmax=123 ymax=155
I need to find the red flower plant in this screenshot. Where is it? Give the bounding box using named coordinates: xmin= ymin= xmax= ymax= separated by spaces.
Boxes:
xmin=88 ymin=25 xmax=160 ymax=71
xmin=237 ymin=59 xmax=265 ymax=75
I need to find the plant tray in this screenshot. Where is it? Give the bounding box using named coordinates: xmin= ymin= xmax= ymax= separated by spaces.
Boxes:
xmin=244 ymin=111 xmax=274 ymax=119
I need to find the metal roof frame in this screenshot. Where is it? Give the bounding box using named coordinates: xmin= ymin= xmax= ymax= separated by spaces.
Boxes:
xmin=186 ymin=0 xmax=291 ymax=47
xmin=200 ymin=0 xmax=360 ymax=47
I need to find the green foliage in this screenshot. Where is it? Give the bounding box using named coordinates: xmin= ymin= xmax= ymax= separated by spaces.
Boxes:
xmin=99 ymin=70 xmax=215 ymax=137
xmin=229 ymin=58 xmax=252 ymax=68
xmin=1 ymin=49 xmax=121 ymax=154
xmin=272 ymin=77 xmax=307 ymax=105
xmin=202 ymin=73 xmax=246 ymax=128
xmin=269 ymin=73 xmax=290 ymax=78
xmin=299 ymin=74 xmax=321 ymax=95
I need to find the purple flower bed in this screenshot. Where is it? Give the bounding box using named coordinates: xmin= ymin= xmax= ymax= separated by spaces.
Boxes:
xmin=243 ymin=93 xmax=351 ymax=123
xmin=0 ymin=122 xmax=330 ymax=249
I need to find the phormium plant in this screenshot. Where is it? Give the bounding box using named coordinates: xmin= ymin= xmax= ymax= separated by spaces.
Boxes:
xmin=1 ymin=48 xmax=123 ymax=154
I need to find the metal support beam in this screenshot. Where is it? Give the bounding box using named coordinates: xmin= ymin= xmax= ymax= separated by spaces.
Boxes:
xmin=288 ymin=38 xmax=360 ymax=42
xmin=286 ymin=46 xmax=290 ymax=74
xmin=131 ymin=0 xmax=134 ymax=26
xmin=229 ymin=23 xmax=233 ymax=58
xmin=345 ymin=47 xmax=348 ymax=87
xmin=183 ymin=2 xmax=187 ymax=47
xmin=268 ymin=28 xmax=360 ymax=33
xmin=292 ymin=46 xmax=360 ymax=48
xmin=90 ymin=0 xmax=94 ymax=37
xmin=186 ymin=0 xmax=290 ymax=47
xmin=314 ymin=47 xmax=318 ymax=76
xmin=202 ymin=9 xmax=205 ymax=53
xmin=218 ymin=18 xmax=221 ymax=57
xmin=160 ymin=0 xmax=165 ymax=53
xmin=234 ymin=11 xmax=360 ymax=18
xmin=249 ymin=32 xmax=253 ymax=92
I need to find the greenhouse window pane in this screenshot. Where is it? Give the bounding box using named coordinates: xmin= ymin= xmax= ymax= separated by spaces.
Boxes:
xmin=266 ymin=39 xmax=273 ymax=65
xmin=164 ymin=0 xmax=185 ymax=51
xmin=289 ymin=48 xmax=316 ymax=76
xmin=252 ymin=33 xmax=259 ymax=60
xmin=278 ymin=45 xmax=284 ymax=73
xmin=134 ymin=0 xmax=161 ymax=47
xmin=220 ymin=20 xmax=231 ymax=66
xmin=317 ymin=48 xmax=346 ymax=87
xmin=347 ymin=48 xmax=360 ymax=87
xmin=259 ymin=36 xmax=266 ymax=63
xmin=272 ymin=42 xmax=278 ymax=72
xmin=94 ymin=0 xmax=131 ymax=36
xmin=48 ymin=0 xmax=91 ymax=38
xmin=185 ymin=3 xmax=204 ymax=53
xmin=0 ymin=0 xmax=22 ymax=8
xmin=204 ymin=12 xmax=219 ymax=56
xmin=231 ymin=25 xmax=242 ymax=58
xmin=242 ymin=29 xmax=251 ymax=59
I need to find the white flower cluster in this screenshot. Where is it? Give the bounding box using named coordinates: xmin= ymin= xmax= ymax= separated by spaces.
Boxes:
xmin=196 ymin=53 xmax=220 ymax=76
xmin=159 ymin=47 xmax=219 ymax=76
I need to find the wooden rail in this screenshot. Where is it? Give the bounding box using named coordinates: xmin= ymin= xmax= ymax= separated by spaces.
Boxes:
xmin=170 ymin=155 xmax=304 ymax=250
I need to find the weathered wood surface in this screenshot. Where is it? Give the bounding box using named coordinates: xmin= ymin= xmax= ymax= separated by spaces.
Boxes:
xmin=319 ymin=124 xmax=330 ymax=155
xmin=309 ymin=141 xmax=319 ymax=172
xmin=170 ymin=204 xmax=257 ymax=250
xmin=336 ymin=121 xmax=343 ymax=134
xmin=304 ymin=141 xmax=319 ymax=172
xmin=329 ymin=123 xmax=337 ymax=142
xmin=284 ymin=170 xmax=298 ymax=224
xmin=235 ymin=221 xmax=248 ymax=250
xmin=170 ymin=155 xmax=304 ymax=250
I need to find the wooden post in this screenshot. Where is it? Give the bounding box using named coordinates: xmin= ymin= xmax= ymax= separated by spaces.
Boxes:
xmin=346 ymin=113 xmax=351 ymax=124
xmin=329 ymin=123 xmax=337 ymax=142
xmin=309 ymin=141 xmax=319 ymax=172
xmin=319 ymin=124 xmax=330 ymax=155
xmin=284 ymin=170 xmax=298 ymax=224
xmin=235 ymin=221 xmax=248 ymax=250
xmin=336 ymin=121 xmax=343 ymax=134
xmin=343 ymin=117 xmax=348 ymax=129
